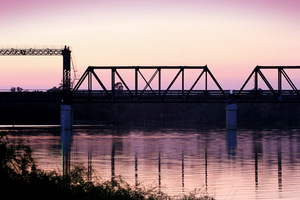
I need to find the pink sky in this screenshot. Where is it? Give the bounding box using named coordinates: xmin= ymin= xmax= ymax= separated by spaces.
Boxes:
xmin=0 ymin=0 xmax=300 ymax=89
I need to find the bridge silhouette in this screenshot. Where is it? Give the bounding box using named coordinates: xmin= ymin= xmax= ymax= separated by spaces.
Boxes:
xmin=1 ymin=46 xmax=300 ymax=129
xmin=71 ymin=65 xmax=300 ymax=104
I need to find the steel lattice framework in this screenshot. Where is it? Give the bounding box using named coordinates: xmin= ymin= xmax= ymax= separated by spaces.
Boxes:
xmin=72 ymin=65 xmax=227 ymax=102
xmin=0 ymin=47 xmax=63 ymax=56
xmin=0 ymin=46 xmax=71 ymax=91
xmin=234 ymin=66 xmax=300 ymax=102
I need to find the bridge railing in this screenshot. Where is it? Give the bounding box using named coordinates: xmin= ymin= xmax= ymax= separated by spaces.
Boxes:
xmin=0 ymin=89 xmax=300 ymax=103
xmin=74 ymin=90 xmax=230 ymax=98
xmin=232 ymin=90 xmax=300 ymax=97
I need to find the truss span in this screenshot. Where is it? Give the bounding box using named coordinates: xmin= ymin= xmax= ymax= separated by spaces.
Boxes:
xmin=73 ymin=65 xmax=225 ymax=97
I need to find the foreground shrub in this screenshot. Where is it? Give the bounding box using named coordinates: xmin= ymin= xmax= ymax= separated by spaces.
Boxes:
xmin=0 ymin=132 xmax=214 ymax=200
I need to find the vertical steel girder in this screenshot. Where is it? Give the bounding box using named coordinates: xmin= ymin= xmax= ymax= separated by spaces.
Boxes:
xmin=278 ymin=68 xmax=282 ymax=93
xmin=111 ymin=68 xmax=115 ymax=95
xmin=62 ymin=46 xmax=71 ymax=91
xmin=158 ymin=68 xmax=161 ymax=96
xmin=88 ymin=70 xmax=92 ymax=91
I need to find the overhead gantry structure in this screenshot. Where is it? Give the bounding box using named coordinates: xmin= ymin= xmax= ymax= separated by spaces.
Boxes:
xmin=0 ymin=45 xmax=74 ymax=129
xmin=0 ymin=45 xmax=72 ymax=91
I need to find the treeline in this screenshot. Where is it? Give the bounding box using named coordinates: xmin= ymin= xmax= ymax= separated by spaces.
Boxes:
xmin=1 ymin=102 xmax=300 ymax=127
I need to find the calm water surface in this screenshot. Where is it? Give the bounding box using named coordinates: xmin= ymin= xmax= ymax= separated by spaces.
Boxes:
xmin=5 ymin=126 xmax=300 ymax=200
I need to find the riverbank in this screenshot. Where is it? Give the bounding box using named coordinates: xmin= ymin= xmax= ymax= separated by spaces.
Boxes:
xmin=0 ymin=132 xmax=214 ymax=200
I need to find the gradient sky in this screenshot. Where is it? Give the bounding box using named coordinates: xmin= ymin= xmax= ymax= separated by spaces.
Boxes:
xmin=1 ymin=0 xmax=300 ymax=89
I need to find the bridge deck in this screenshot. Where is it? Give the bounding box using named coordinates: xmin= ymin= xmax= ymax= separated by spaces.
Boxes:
xmin=0 ymin=90 xmax=300 ymax=103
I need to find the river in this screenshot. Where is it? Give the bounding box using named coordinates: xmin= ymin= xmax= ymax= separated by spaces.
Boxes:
xmin=5 ymin=126 xmax=300 ymax=199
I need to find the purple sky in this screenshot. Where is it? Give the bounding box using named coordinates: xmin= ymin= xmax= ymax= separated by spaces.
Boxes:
xmin=1 ymin=0 xmax=300 ymax=89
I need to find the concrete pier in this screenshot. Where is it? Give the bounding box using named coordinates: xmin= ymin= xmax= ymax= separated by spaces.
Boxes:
xmin=60 ymin=104 xmax=73 ymax=130
xmin=226 ymin=103 xmax=237 ymax=130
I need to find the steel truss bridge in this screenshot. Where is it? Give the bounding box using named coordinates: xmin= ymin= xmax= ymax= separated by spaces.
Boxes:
xmin=0 ymin=46 xmax=300 ymax=103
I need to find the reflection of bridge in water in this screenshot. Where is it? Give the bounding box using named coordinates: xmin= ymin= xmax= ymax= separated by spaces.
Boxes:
xmin=1 ymin=46 xmax=300 ymax=129
xmin=59 ymin=128 xmax=297 ymax=196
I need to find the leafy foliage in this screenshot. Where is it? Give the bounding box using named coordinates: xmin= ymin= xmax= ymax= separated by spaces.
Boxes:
xmin=0 ymin=132 xmax=214 ymax=200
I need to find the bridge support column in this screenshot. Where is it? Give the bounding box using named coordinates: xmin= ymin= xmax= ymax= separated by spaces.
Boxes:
xmin=226 ymin=103 xmax=237 ymax=130
xmin=61 ymin=104 xmax=73 ymax=130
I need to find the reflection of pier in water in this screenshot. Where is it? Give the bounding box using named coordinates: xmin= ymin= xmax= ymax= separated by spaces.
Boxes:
xmin=59 ymin=129 xmax=298 ymax=195
xmin=61 ymin=130 xmax=72 ymax=176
